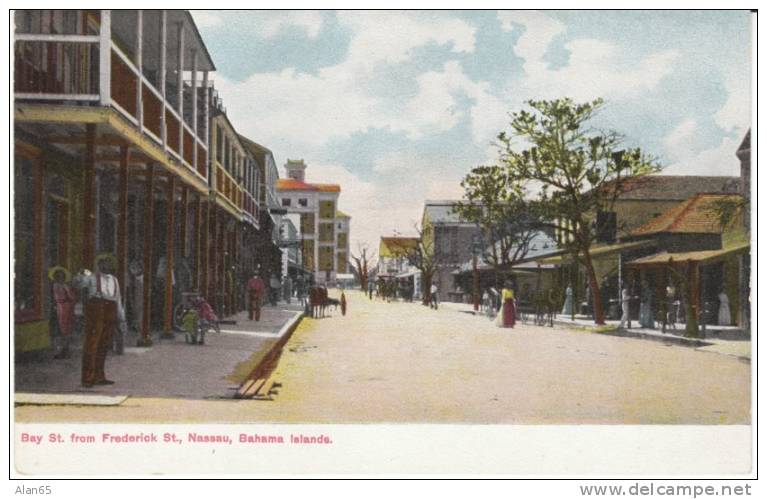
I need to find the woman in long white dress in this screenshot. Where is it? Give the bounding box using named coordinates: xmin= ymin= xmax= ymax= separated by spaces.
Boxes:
xmin=561 ymin=285 xmax=573 ymax=315
xmin=718 ymin=290 xmax=731 ymax=326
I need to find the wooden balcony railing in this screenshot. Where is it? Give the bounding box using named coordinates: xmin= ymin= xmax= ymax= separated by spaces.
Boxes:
xmin=14 ymin=33 xmax=210 ymax=183
xmin=14 ymin=40 xmax=99 ymax=97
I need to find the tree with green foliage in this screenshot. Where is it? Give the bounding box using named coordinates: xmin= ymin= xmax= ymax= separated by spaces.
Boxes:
xmin=500 ymin=98 xmax=660 ymax=325
xmin=453 ymin=165 xmax=541 ymax=287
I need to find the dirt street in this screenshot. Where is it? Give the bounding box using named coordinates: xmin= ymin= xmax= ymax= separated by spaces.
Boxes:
xmin=16 ymin=290 xmax=750 ymax=424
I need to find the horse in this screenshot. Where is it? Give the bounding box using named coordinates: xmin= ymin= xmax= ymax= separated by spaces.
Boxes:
xmin=308 ymin=286 xmax=330 ymax=318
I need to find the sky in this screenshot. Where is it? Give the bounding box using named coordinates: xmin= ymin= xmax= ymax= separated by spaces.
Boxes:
xmin=191 ymin=10 xmax=752 ymax=254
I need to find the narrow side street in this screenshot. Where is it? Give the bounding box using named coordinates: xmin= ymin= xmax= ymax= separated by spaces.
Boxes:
xmin=16 ymin=290 xmax=750 ymax=424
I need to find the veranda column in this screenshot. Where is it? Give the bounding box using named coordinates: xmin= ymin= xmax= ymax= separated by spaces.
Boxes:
xmin=162 ymin=175 xmax=176 ymax=338
xmin=139 ymin=164 xmax=155 ymax=347
xmin=117 ymin=145 xmax=129 ymax=293
xmin=210 ymin=206 xmax=218 ymax=310
xmin=201 ymin=198 xmax=210 ymax=298
xmin=82 ymin=124 xmax=97 ymax=268
xmin=179 ymin=186 xmax=188 ymax=259
xmin=193 ymin=192 xmax=201 ymax=289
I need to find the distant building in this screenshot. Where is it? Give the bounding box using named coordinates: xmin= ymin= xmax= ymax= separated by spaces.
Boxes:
xmin=239 ymin=135 xmax=283 ymax=281
xmin=276 ymin=159 xmax=350 ymax=284
xmin=378 ymin=236 xmax=419 ymax=277
xmin=422 ymin=201 xmax=480 ymax=302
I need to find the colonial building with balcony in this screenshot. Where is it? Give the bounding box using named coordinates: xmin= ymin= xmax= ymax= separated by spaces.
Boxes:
xmin=12 ymin=9 xmax=246 ymax=352
xmin=239 ymin=135 xmax=284 ymax=282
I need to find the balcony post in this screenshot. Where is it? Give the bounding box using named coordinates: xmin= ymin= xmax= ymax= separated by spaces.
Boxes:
xmin=180 ymin=185 xmax=188 ymax=259
xmin=139 ymin=163 xmax=155 ymax=347
xmin=191 ymin=49 xmax=198 ymax=171
xmin=98 ymin=10 xmax=111 ymax=106
xmin=136 ymin=10 xmax=144 ymax=133
xmin=160 ymin=10 xmax=167 ymax=150
xmin=193 ymin=193 xmax=202 ymax=289
xmin=202 ymin=71 xmax=209 ymax=146
xmin=118 ymin=145 xmax=130 ymax=301
xmin=162 ymin=175 xmax=176 ymax=338
xmin=83 ymin=124 xmax=97 ymax=268
xmin=176 ymin=22 xmax=184 ymax=161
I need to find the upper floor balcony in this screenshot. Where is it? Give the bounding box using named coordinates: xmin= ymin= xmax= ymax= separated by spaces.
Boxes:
xmin=14 ymin=10 xmax=214 ymax=181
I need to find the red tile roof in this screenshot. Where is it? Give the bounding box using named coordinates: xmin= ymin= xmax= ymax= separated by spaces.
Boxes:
xmin=276 ymin=179 xmax=341 ymax=192
xmin=314 ymin=183 xmax=341 ymax=193
xmin=603 ymin=175 xmax=739 ymax=201
xmin=631 ymin=193 xmax=743 ymax=236
xmin=276 ymin=178 xmax=319 ymax=191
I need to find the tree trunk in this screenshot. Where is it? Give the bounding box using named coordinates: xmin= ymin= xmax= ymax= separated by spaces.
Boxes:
xmin=422 ymin=271 xmax=432 ymax=306
xmin=582 ymin=249 xmax=605 ymax=325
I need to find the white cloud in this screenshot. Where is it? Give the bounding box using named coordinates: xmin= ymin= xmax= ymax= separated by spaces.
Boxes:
xmin=715 ymin=75 xmax=751 ymax=133
xmin=663 ymin=118 xmax=699 ymax=162
xmin=498 ymin=10 xmax=565 ymax=75
xmin=499 ymin=11 xmax=680 ymax=102
xmin=337 ymin=11 xmax=476 ymax=73
xmin=191 ymin=10 xmax=223 ymax=29
xmin=258 ymin=11 xmax=324 ymax=39
xmin=662 ymin=135 xmax=742 ymax=176
xmin=192 ymin=10 xmax=324 ymax=39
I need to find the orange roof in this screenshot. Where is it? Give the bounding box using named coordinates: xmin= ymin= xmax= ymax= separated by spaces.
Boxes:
xmin=314 ymin=183 xmax=341 ymax=193
xmin=632 ymin=194 xmax=742 ymax=236
xmin=276 ymin=178 xmax=318 ymax=191
xmin=275 ymin=179 xmax=340 ymax=192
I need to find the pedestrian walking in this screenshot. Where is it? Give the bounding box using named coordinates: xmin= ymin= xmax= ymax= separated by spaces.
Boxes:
xmin=269 ymin=274 xmax=281 ymax=306
xmin=717 ymin=289 xmax=732 ymax=326
xmin=341 ymin=292 xmax=347 ymax=316
xmin=73 ymin=254 xmax=125 ymax=387
xmin=639 ymin=279 xmax=654 ymax=329
xmin=618 ymin=287 xmax=631 ymax=329
xmin=495 ymin=281 xmax=516 ymax=328
xmin=247 ymin=272 xmax=266 ymax=321
xmin=561 ymin=284 xmax=573 ymax=316
xmin=367 ymin=280 xmax=374 ymax=300
xmin=49 ymin=266 xmax=76 ymax=359
xmin=429 ymin=282 xmax=439 ymax=309
xmin=284 ymin=277 xmax=293 ymax=304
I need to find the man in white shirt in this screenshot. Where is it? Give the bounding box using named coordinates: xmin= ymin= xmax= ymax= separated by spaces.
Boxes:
xmin=74 ymin=256 xmax=125 ymax=387
xmin=430 ymin=282 xmax=439 ymax=310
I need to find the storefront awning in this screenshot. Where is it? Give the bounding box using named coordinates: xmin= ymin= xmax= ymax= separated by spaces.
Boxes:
xmin=625 ymin=243 xmax=749 ymax=267
xmin=535 ymin=239 xmax=655 ymax=265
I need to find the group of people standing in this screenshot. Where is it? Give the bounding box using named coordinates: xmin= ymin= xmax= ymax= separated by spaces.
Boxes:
xmin=48 ymin=254 xmax=127 ymax=387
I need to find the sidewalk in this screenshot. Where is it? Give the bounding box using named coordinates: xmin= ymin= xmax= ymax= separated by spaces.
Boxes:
xmin=14 ymin=301 xmax=304 ymax=402
xmin=435 ymin=300 xmax=751 ymax=360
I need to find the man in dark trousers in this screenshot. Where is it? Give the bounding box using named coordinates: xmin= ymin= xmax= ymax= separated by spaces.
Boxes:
xmin=74 ymin=255 xmax=125 ymax=388
xmin=247 ymin=272 xmax=266 ymax=321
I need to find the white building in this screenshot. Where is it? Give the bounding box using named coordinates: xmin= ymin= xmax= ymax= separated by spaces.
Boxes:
xmin=276 ymin=159 xmax=350 ymax=284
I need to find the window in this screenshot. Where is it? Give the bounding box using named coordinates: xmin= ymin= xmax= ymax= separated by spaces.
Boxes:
xmin=298 ymin=198 xmax=308 ymax=207
xmin=282 ymin=198 xmax=291 ymax=207
xmin=300 ymin=213 xmax=315 ymax=234
xmin=319 ymin=223 xmax=334 ymax=243
xmin=319 ymin=200 xmax=335 ymax=219
xmin=216 ymin=125 xmax=223 ymax=163
xmin=318 ymin=246 xmax=334 ymax=271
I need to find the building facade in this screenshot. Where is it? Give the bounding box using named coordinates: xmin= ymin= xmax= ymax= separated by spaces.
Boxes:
xmin=421 ymin=201 xmax=480 ymax=302
xmin=13 ymin=9 xmax=275 ymax=353
xmin=276 ymin=159 xmax=350 ymax=284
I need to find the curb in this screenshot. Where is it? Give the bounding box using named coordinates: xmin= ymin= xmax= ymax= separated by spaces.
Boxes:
xmin=234 ymin=311 xmax=304 ymax=399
